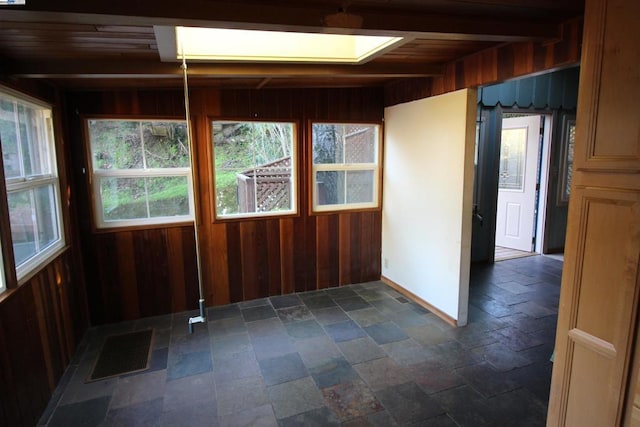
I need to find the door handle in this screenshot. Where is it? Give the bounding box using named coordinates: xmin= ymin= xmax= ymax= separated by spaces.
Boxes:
xmin=473 ymin=205 xmax=483 ymax=226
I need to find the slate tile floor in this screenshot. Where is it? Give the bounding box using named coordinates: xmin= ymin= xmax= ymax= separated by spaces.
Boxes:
xmin=40 ymin=255 xmax=562 ymax=426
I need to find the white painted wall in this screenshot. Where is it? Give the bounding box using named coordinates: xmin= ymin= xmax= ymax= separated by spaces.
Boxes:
xmin=382 ymin=89 xmax=476 ymax=325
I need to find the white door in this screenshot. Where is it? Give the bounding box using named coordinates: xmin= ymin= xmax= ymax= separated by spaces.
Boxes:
xmin=495 ymin=115 xmax=541 ymax=252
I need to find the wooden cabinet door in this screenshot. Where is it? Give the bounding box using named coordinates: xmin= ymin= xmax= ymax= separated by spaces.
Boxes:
xmin=547 ymin=0 xmax=640 ymax=425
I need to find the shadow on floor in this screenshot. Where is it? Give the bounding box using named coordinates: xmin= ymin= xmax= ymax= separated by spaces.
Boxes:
xmin=40 ymin=255 xmax=561 ymax=426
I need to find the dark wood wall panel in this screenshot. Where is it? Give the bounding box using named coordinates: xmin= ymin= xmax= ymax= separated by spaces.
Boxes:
xmin=384 ymin=18 xmax=583 ymax=106
xmin=0 ymin=81 xmax=88 ymax=427
xmin=0 ymin=252 xmax=85 ymax=427
xmin=69 ymin=87 xmax=384 ymax=324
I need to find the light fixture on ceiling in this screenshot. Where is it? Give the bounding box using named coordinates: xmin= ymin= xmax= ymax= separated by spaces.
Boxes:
xmin=154 ymin=26 xmax=403 ymax=64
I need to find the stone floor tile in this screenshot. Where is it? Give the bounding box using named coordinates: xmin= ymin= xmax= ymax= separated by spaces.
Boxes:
xmin=353 ymin=357 xmax=410 ymax=391
xmin=270 ymin=294 xmax=303 ymax=309
xmin=325 ymin=287 xmax=359 ymax=300
xmin=335 ymin=296 xmax=372 ymax=312
xmin=277 ymin=305 xmax=314 ymax=323
xmin=324 ymin=320 xmax=367 ymax=343
xmin=312 ymin=306 xmax=351 ymax=325
xmin=110 ymin=370 xmax=166 ymax=409
xmin=216 ymin=376 xmax=269 ymax=416
xmin=159 ymin=400 xmax=219 ymax=427
xmin=337 ymin=337 xmax=386 ymax=365
xmin=258 ymin=352 xmax=308 ymax=386
xmin=278 ymin=406 xmax=341 ymax=426
xmin=375 ymin=382 xmax=444 ymax=425
xmin=285 ymin=319 xmax=326 ymax=340
xmin=309 ymin=356 xmax=360 ymax=389
xmin=304 ymin=294 xmax=337 ymax=310
xmin=242 ymin=305 xmax=277 ymax=322
xmin=166 ymin=349 xmax=213 ymax=381
xmin=218 ymin=404 xmax=277 ymax=427
xmin=295 ymin=335 xmax=343 ymax=369
xmin=472 ymin=342 xmax=532 ymax=372
xmin=163 ymin=371 xmax=216 ymax=412
xmin=455 ymin=362 xmax=520 ymax=398
xmin=47 ymin=396 xmax=111 ymax=427
xmin=406 ymin=360 xmax=464 ymax=394
xmin=431 ymin=385 xmax=495 ymax=427
xmin=104 ymin=397 xmax=163 ymax=426
xmin=321 ymin=379 xmax=383 ymax=421
xmin=364 ymin=321 xmax=409 ymax=345
xmin=267 ymin=376 xmax=324 ymax=419
xmin=251 ymin=333 xmax=296 ymax=360
xmin=207 ymin=304 xmax=241 ymax=321
xmin=246 ymin=317 xmax=286 ymax=338
xmin=213 ymin=350 xmax=261 ymax=384
xmin=209 ymin=316 xmax=247 ymax=338
xmin=347 ymin=307 xmax=388 ymax=328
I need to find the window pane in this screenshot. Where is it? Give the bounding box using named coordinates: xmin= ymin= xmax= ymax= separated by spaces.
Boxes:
xmin=0 ymin=240 xmax=4 ymax=293
xmin=563 ymin=122 xmax=576 ymax=200
xmin=100 ymin=177 xmax=148 ymax=220
xmin=147 ymin=176 xmax=190 ymax=217
xmin=0 ymin=99 xmax=21 ymax=179
xmin=344 ymin=125 xmax=376 ymax=163
xmin=316 ymin=171 xmax=345 ymax=206
xmin=18 ymin=105 xmax=49 ymax=177
xmin=312 ymin=124 xmax=344 ymax=164
xmin=35 ymin=185 xmax=59 ymax=249
xmin=346 ymin=170 xmax=374 ymax=203
xmin=99 ymin=176 xmax=191 ymax=222
xmin=498 ymin=127 xmax=527 ymax=190
xmin=7 ymin=190 xmax=36 ymax=266
xmin=142 ymin=121 xmax=191 ymax=168
xmin=88 ymin=120 xmax=143 ymax=170
xmin=2 ymin=89 xmax=64 ymax=279
xmin=213 ymin=121 xmax=295 ymax=217
xmin=312 ymin=123 xmax=377 ymax=165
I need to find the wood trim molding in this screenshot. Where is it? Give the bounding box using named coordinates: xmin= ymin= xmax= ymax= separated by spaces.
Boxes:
xmin=568 ymin=328 xmax=617 ymax=359
xmin=381 ymin=275 xmax=458 ymax=327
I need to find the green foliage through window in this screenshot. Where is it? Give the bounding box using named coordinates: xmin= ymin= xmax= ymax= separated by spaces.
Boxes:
xmin=212 ymin=121 xmax=296 ymax=218
xmin=87 ymin=119 xmax=193 ymax=228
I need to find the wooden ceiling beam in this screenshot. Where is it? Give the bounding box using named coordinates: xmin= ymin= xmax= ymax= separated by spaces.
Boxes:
xmin=1 ymin=1 xmax=561 ymax=41
xmin=4 ymin=60 xmax=443 ymax=79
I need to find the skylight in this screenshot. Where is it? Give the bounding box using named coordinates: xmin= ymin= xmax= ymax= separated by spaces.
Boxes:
xmin=156 ymin=26 xmax=403 ymax=64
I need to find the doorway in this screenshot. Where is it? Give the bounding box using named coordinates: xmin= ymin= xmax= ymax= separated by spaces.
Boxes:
xmin=494 ymin=113 xmax=551 ymax=261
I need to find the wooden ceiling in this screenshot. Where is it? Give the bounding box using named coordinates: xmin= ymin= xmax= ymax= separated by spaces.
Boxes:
xmin=0 ymin=0 xmax=584 ymax=90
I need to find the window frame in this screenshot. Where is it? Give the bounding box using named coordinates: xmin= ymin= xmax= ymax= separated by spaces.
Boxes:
xmin=558 ymin=114 xmax=576 ymax=205
xmin=210 ymin=118 xmax=299 ymax=221
xmin=310 ymin=120 xmax=383 ymax=214
xmin=85 ymin=117 xmax=195 ymax=230
xmin=0 ymin=86 xmax=66 ymax=283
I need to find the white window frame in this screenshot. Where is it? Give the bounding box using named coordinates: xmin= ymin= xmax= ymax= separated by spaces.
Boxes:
xmin=311 ymin=122 xmax=381 ymax=213
xmin=86 ymin=118 xmax=195 ymax=229
xmin=0 ymin=240 xmax=5 ymax=293
xmin=1 ymin=86 xmax=65 ymax=281
xmin=212 ymin=120 xmax=298 ymax=220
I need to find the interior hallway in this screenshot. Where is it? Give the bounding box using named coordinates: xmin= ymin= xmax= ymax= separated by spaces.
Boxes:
xmin=39 ymin=256 xmax=561 ymax=426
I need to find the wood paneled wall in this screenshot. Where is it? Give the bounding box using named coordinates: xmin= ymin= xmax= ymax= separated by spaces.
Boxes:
xmin=0 ymin=253 xmax=84 ymax=426
xmin=0 ymin=77 xmax=88 ymax=427
xmin=384 ymin=18 xmax=583 ymax=107
xmin=69 ymin=87 xmax=384 ymax=325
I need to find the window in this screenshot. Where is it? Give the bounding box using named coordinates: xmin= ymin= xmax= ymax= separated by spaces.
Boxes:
xmin=498 ymin=127 xmax=527 ymax=191
xmin=212 ymin=120 xmax=297 ymax=219
xmin=311 ymin=123 xmax=381 ymax=212
xmin=558 ymin=116 xmax=576 ymax=204
xmin=0 ymin=241 xmax=5 ymax=293
xmin=0 ymin=88 xmax=65 ymax=280
xmin=86 ymin=119 xmax=194 ymax=228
